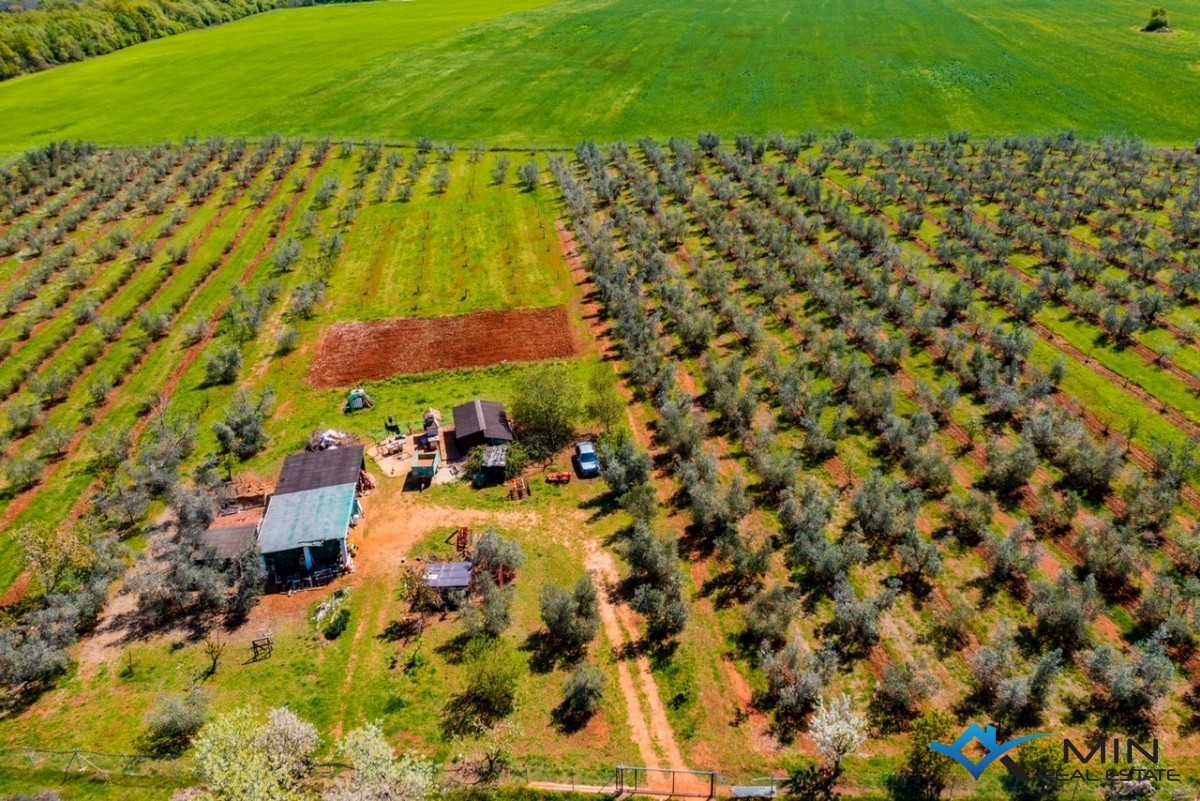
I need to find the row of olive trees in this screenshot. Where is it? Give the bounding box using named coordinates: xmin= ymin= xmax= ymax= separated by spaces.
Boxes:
xmin=561 ymin=134 xmax=1188 ymax=744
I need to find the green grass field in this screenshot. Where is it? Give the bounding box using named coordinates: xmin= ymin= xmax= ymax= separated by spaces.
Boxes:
xmin=0 ymin=0 xmax=1198 ymax=153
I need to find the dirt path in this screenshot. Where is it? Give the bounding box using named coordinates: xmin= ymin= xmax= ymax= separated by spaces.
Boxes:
xmin=584 ymin=542 xmax=694 ymax=788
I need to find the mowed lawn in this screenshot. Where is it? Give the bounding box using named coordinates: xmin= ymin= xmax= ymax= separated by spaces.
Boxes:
xmin=325 ymin=152 xmax=574 ymax=321
xmin=0 ymin=0 xmax=1199 ymax=152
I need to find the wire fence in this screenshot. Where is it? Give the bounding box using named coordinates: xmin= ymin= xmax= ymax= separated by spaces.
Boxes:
xmin=0 ymin=747 xmax=192 ymax=779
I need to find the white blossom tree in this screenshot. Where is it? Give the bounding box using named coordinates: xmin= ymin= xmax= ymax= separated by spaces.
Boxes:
xmin=187 ymin=706 xmax=318 ymax=800
xmin=324 ymin=721 xmax=436 ymax=801
xmin=806 ymin=693 xmax=868 ymax=795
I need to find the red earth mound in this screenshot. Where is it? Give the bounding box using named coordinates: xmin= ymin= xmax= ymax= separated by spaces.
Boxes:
xmin=308 ymin=306 xmax=578 ymax=387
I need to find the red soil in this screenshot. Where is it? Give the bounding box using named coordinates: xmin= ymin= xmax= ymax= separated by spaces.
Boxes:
xmin=308 ymin=306 xmax=578 ymax=387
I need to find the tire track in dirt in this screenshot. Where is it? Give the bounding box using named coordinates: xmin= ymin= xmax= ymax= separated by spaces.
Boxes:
xmin=585 ymin=542 xmax=693 ymax=786
xmin=586 ymin=545 xmax=661 ymax=773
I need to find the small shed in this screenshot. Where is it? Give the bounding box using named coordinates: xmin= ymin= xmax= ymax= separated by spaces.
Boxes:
xmin=413 ymin=449 xmax=441 ymax=480
xmin=257 ymin=445 xmax=367 ymax=584
xmin=424 ymin=561 xmax=473 ymax=591
xmin=453 ymin=399 xmax=513 ymax=452
xmin=193 ymin=524 xmax=257 ymax=565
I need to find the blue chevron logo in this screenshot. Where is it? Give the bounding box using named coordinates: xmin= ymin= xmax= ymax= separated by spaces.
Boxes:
xmin=930 ymin=723 xmax=1050 ymax=780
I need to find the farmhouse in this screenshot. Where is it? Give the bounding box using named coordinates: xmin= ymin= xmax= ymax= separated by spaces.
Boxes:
xmin=452 ymin=399 xmax=513 ymax=452
xmin=257 ymin=445 xmax=366 ymax=585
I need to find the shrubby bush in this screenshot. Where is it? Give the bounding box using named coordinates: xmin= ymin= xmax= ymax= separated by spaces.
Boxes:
xmin=463 ymin=573 xmax=513 ymax=639
xmin=757 ymin=639 xmax=835 ymax=728
xmin=141 ymin=688 xmax=209 ymax=756
xmin=1030 ymin=573 xmax=1099 ymax=653
xmin=1083 ymin=632 xmax=1174 ymax=729
xmin=872 ymin=660 xmax=938 ymax=730
xmin=558 ymin=662 xmax=606 ymax=725
xmin=203 ymin=343 xmax=242 ymax=385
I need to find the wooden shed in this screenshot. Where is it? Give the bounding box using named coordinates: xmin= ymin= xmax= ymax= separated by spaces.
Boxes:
xmin=452 ymin=399 xmax=514 ymax=452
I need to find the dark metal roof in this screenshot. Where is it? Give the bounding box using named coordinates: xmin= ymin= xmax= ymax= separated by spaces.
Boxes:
xmin=195 ymin=525 xmax=257 ymax=562
xmin=452 ymin=400 xmax=513 ymax=442
xmin=424 ymin=561 xmax=473 ymax=589
xmin=275 ymin=445 xmax=365 ymax=496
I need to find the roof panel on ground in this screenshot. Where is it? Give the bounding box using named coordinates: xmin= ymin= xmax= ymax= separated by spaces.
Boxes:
xmin=275 ymin=445 xmax=364 ymax=496
xmin=258 ymin=483 xmax=356 ymax=554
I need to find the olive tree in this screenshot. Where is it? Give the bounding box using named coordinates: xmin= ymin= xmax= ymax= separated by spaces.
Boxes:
xmin=539 ymin=577 xmax=599 ymax=657
xmin=212 ymin=389 xmax=274 ymax=461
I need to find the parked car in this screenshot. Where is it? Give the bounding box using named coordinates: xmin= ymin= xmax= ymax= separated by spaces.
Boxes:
xmin=575 ymin=441 xmax=600 ymax=477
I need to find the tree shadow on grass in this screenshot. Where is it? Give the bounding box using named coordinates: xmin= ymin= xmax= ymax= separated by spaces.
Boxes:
xmin=550 ymin=702 xmax=594 ymax=735
xmin=440 ymin=691 xmax=513 ymax=740
xmin=520 ymin=630 xmax=586 ymax=674
xmin=434 ymin=631 xmax=473 ymax=665
xmin=579 ymin=490 xmax=622 ymax=525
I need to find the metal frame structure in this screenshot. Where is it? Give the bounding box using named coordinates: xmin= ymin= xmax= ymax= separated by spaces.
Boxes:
xmin=614 ymin=765 xmax=718 ymax=798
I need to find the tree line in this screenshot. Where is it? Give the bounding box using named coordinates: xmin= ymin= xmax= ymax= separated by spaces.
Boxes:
xmin=0 ymin=0 xmax=370 ymax=81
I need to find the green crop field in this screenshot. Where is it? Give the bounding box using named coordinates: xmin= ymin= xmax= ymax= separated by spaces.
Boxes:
xmin=0 ymin=0 xmax=1199 ymax=154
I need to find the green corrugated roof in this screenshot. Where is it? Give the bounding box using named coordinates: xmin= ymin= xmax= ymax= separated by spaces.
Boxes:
xmin=258 ymin=482 xmax=356 ymax=554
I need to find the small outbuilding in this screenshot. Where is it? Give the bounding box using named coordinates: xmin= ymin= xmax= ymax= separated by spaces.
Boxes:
xmin=424 ymin=561 xmax=473 ymax=591
xmin=421 ymin=408 xmax=442 ymax=450
xmin=453 ymin=399 xmax=513 ymax=452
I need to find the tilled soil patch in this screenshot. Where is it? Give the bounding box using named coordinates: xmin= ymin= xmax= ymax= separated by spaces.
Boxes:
xmin=308 ymin=306 xmax=577 ymax=387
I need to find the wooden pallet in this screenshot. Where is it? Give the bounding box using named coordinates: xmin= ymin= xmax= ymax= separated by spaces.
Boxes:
xmin=507 ymin=476 xmax=530 ymax=501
